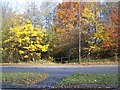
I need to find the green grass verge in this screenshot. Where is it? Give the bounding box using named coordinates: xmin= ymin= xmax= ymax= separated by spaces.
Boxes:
xmin=0 ymin=72 xmax=48 ymax=85
xmin=58 ymin=73 xmax=119 ymax=86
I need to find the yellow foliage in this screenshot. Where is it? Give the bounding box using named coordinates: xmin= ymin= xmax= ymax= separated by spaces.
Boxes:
xmin=18 ymin=38 xmax=22 ymax=43
xmin=19 ymin=50 xmax=24 ymax=54
xmin=24 ymin=55 xmax=28 ymax=58
xmin=26 ymin=19 xmax=31 ymax=24
xmin=4 ymin=39 xmax=11 ymax=43
xmin=24 ymin=37 xmax=30 ymax=41
xmin=41 ymin=44 xmax=49 ymax=52
xmin=82 ymin=8 xmax=94 ymax=20
xmin=0 ymin=48 xmax=3 ymax=51
xmin=90 ymin=45 xmax=101 ymax=52
xmin=4 ymin=19 xmax=49 ymax=60
xmin=36 ymin=44 xmax=43 ymax=49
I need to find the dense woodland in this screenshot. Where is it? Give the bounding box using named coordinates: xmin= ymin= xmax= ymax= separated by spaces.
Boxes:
xmin=0 ymin=1 xmax=120 ymax=63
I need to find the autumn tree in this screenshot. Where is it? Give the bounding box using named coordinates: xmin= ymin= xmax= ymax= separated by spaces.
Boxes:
xmin=92 ymin=2 xmax=119 ymax=60
xmin=3 ymin=19 xmax=49 ymax=62
xmin=54 ymin=2 xmax=103 ymax=60
xmin=1 ymin=2 xmax=25 ymax=62
xmin=24 ymin=2 xmax=58 ymax=60
xmin=103 ymin=7 xmax=119 ymax=60
xmin=54 ymin=2 xmax=84 ymax=62
xmin=54 ymin=2 xmax=118 ymax=60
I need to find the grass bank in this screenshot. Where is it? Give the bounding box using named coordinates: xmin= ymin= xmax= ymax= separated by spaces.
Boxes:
xmin=0 ymin=72 xmax=48 ymax=85
xmin=57 ymin=73 xmax=119 ymax=87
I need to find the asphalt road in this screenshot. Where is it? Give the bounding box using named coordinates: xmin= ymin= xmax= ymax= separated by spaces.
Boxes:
xmin=1 ymin=65 xmax=119 ymax=76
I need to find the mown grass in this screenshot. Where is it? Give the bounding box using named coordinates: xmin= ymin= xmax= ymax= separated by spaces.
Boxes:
xmin=0 ymin=72 xmax=48 ymax=85
xmin=58 ymin=73 xmax=119 ymax=86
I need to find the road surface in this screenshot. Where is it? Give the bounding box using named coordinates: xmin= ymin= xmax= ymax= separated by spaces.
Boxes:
xmin=1 ymin=65 xmax=119 ymax=76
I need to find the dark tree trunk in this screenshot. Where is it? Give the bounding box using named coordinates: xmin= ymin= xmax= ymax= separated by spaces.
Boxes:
xmin=68 ymin=48 xmax=71 ymax=63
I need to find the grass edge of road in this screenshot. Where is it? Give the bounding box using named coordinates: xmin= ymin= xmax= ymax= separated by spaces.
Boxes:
xmin=56 ymin=73 xmax=119 ymax=88
xmin=0 ymin=61 xmax=119 ymax=66
xmin=0 ymin=72 xmax=48 ymax=85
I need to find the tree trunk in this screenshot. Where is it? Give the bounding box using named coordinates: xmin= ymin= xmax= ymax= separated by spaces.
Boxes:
xmin=68 ymin=48 xmax=71 ymax=63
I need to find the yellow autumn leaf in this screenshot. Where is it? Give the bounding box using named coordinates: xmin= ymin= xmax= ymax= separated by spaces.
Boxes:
xmin=24 ymin=55 xmax=28 ymax=58
xmin=19 ymin=50 xmax=24 ymax=54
